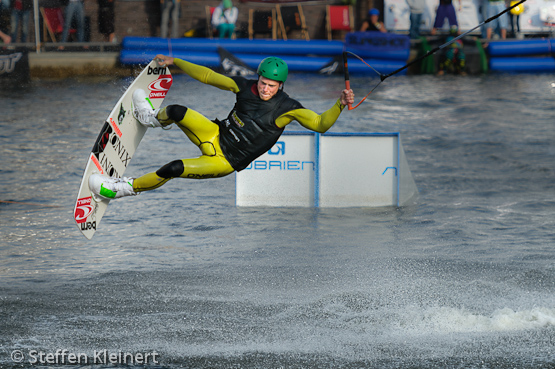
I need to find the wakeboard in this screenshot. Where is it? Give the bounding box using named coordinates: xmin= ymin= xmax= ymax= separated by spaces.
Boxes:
xmin=74 ymin=59 xmax=173 ymax=240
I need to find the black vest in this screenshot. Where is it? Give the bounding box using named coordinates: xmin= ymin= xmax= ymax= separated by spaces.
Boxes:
xmin=218 ymin=77 xmax=304 ymax=171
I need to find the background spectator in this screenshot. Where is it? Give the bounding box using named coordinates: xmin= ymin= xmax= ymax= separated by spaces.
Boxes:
xmin=98 ymin=0 xmax=115 ymax=42
xmin=486 ymin=0 xmax=508 ymax=39
xmin=160 ymin=0 xmax=180 ymax=38
xmin=437 ymin=25 xmax=465 ymax=75
xmin=431 ymin=0 xmax=460 ymax=35
xmin=211 ymin=0 xmax=237 ymax=39
xmin=0 ymin=0 xmax=11 ymax=43
xmin=406 ymin=0 xmax=426 ymax=39
xmin=10 ymin=0 xmax=32 ymax=42
xmin=60 ymin=0 xmax=85 ymax=43
xmin=360 ymin=8 xmax=387 ymax=32
xmin=509 ymin=0 xmax=523 ymax=38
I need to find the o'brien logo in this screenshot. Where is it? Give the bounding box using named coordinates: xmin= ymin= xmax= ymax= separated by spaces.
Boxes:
xmin=268 ymin=141 xmax=285 ymax=155
xmin=148 ymin=75 xmax=172 ymax=99
xmin=243 ymin=140 xmax=315 ymax=171
xmin=74 ymin=197 xmax=94 ymax=223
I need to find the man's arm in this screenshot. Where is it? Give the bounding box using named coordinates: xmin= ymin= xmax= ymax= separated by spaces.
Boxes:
xmin=276 ymin=89 xmax=354 ymax=133
xmin=156 ymin=54 xmax=240 ymax=93
xmin=0 ymin=30 xmax=11 ymax=44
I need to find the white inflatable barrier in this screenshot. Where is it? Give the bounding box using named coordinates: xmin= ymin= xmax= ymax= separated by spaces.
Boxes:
xmin=236 ymin=132 xmax=418 ymax=208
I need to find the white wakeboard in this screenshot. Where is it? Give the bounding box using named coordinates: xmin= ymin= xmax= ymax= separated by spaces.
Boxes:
xmin=74 ymin=59 xmax=173 ymax=240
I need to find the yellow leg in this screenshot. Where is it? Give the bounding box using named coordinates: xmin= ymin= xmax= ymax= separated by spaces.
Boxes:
xmin=133 ymin=172 xmax=170 ymax=192
xmin=132 ymin=107 xmax=235 ymax=193
xmin=133 ymin=155 xmax=234 ymax=192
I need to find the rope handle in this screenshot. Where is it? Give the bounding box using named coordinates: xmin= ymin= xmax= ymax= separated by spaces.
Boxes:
xmin=342 ymin=52 xmax=384 ymax=110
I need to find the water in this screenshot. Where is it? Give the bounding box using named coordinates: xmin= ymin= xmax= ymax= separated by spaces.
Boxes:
xmin=1 ymin=72 xmax=555 ymax=369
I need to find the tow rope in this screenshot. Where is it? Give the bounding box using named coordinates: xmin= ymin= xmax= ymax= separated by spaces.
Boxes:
xmin=344 ymin=0 xmax=527 ymax=110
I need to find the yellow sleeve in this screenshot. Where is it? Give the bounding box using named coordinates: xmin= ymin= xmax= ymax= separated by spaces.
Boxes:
xmin=275 ymin=99 xmax=345 ymax=133
xmin=173 ymin=58 xmax=240 ymax=93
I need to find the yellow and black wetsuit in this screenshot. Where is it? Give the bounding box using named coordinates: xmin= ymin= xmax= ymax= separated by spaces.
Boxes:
xmin=133 ymin=58 xmax=347 ymax=192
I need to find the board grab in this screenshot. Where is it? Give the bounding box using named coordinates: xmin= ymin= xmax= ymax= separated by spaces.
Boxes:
xmin=73 ymin=59 xmax=173 ymax=240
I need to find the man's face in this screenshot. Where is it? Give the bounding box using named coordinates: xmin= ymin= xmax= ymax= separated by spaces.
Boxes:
xmin=257 ymin=76 xmax=282 ymax=101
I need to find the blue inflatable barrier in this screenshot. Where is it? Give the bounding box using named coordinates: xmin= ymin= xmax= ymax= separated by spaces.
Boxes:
xmin=489 ymin=57 xmax=555 ymax=73
xmin=487 ymin=39 xmax=555 ymax=73
xmin=122 ymin=36 xmax=410 ymax=61
xmin=120 ymin=50 xmax=221 ymax=67
xmin=343 ymin=58 xmax=407 ymax=74
xmin=120 ymin=49 xmax=407 ymax=75
xmin=120 ymin=36 xmax=410 ymax=75
xmin=227 ymin=54 xmax=405 ymax=74
xmin=122 ymin=37 xmax=345 ymax=56
xmin=487 ymin=39 xmax=555 ymax=57
xmin=345 ymin=31 xmax=411 ymax=61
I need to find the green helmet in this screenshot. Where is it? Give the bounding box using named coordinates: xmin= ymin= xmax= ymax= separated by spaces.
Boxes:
xmin=257 ymin=57 xmax=288 ymax=82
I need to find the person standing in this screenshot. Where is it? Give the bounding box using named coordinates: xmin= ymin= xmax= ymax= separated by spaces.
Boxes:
xmin=10 ymin=0 xmax=32 ymax=42
xmin=486 ymin=0 xmax=508 ymax=39
xmin=60 ymin=0 xmax=85 ymax=43
xmin=406 ymin=0 xmax=426 ymax=39
xmin=98 ymin=0 xmax=115 ymax=42
xmin=211 ymin=0 xmax=238 ymax=39
xmin=509 ymin=0 xmax=523 ymax=38
xmin=430 ymin=0 xmax=460 ymax=35
xmin=160 ymin=0 xmax=180 ymax=38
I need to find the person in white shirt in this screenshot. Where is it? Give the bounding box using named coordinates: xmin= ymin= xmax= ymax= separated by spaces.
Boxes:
xmin=406 ymin=0 xmax=426 ymax=38
xmin=211 ymin=0 xmax=238 ymax=39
